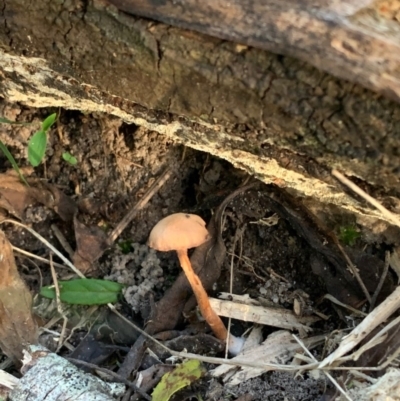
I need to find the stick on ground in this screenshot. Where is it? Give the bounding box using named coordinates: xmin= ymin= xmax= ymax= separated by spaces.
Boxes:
xmin=106 ymin=168 xmax=174 ymax=246
xmin=319 ymin=285 xmax=400 ymax=368
xmin=332 ymin=169 xmax=400 ymax=228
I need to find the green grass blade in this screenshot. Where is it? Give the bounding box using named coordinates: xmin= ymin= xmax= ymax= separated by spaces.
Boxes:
xmin=0 ymin=140 xmax=29 ymax=186
xmin=28 ymin=130 xmax=47 ymax=167
xmin=41 ymin=113 xmax=57 ymax=132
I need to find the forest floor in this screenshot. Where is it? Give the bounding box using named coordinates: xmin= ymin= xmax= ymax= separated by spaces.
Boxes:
xmin=0 ymin=99 xmax=397 ymax=401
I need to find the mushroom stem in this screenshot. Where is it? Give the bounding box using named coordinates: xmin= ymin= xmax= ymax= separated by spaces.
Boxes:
xmin=176 ymin=249 xmax=228 ymax=341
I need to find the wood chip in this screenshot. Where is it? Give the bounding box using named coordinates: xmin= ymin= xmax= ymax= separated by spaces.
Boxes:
xmin=209 ymin=297 xmax=319 ymax=332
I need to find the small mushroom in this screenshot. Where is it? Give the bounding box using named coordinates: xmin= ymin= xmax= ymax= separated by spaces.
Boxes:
xmin=148 ymin=213 xmax=244 ymax=355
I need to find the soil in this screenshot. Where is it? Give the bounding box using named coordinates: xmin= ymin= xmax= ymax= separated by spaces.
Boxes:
xmin=0 ymin=97 xmax=389 ymax=400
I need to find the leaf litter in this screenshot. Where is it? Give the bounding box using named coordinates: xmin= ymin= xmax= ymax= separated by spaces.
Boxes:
xmin=0 ymin=102 xmax=400 ymax=400
xmin=0 ymin=230 xmax=37 ymax=364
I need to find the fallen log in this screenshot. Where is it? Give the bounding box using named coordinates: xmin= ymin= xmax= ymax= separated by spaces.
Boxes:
xmin=1 ymin=0 xmax=400 ymax=241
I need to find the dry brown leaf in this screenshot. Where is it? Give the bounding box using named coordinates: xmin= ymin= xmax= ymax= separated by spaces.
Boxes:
xmin=0 ymin=173 xmax=76 ymax=221
xmin=0 ymin=230 xmax=37 ymax=363
xmin=72 ymin=215 xmax=108 ymax=275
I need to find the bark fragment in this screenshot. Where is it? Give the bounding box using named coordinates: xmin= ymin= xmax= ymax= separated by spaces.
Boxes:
xmin=10 ymin=345 xmax=125 ymax=401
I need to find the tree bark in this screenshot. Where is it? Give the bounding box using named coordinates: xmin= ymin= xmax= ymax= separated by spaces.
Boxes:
xmin=110 ymin=0 xmax=400 ymax=103
xmin=1 ymin=0 xmax=400 ymax=241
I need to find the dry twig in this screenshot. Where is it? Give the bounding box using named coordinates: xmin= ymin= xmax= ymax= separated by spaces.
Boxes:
xmin=369 ymin=251 xmax=390 ymax=311
xmin=0 ymin=219 xmax=84 ymax=278
xmin=332 ymin=169 xmax=400 ymax=228
xmin=323 ymin=294 xmax=367 ymax=317
xmin=333 ymin=239 xmax=371 ymax=304
xmin=225 ymin=225 xmax=243 ymax=358
xmin=319 ymin=285 xmax=400 ymax=367
xmin=12 ymin=245 xmax=67 ymax=270
xmin=51 ymin=224 xmax=74 ymax=258
xmin=292 ymin=334 xmax=353 ymax=401
xmin=106 ymin=168 xmax=174 ymax=245
xmin=49 ymin=254 xmax=68 ymax=352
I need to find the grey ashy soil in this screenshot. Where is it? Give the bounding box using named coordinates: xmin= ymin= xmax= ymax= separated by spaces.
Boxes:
xmin=1 ymin=98 xmax=391 ymax=400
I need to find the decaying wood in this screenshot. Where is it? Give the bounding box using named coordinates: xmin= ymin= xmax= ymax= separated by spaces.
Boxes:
xmin=0 ymin=369 xmax=18 ymax=399
xmin=10 ymin=345 xmax=125 ymax=401
xmin=341 ymin=368 xmax=400 ymax=401
xmin=209 ymin=297 xmax=319 ymax=332
xmin=109 ymin=0 xmax=400 ymax=103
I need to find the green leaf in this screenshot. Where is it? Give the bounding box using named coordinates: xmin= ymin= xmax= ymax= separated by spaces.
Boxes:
xmin=41 ymin=113 xmax=57 ymax=132
xmin=40 ymin=279 xmax=123 ymax=305
xmin=28 ymin=130 xmax=47 ymax=166
xmin=152 ymin=360 xmax=205 ymax=401
xmin=62 ymin=152 xmax=77 ymax=165
xmin=0 ymin=140 xmax=29 ymax=186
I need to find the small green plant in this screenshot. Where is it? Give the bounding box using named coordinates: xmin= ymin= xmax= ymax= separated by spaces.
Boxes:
xmin=0 ymin=112 xmax=77 ymax=185
xmin=40 ymin=278 xmax=123 ymax=305
xmin=62 ymin=151 xmax=77 ymax=165
xmin=339 ymin=225 xmax=360 ymax=246
xmin=28 ymin=112 xmax=57 ymax=167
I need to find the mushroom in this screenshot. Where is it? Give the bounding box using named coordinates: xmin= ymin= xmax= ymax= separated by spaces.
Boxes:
xmin=148 ymin=213 xmax=244 ymax=355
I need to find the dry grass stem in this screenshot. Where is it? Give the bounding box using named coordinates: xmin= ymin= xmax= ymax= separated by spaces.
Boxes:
xmin=319 ymin=285 xmax=400 ymax=367
xmin=334 ymin=240 xmax=371 ymax=304
xmin=323 ymin=294 xmax=367 ymax=317
xmin=0 ymin=219 xmax=84 ymax=278
xmin=51 ymin=224 xmax=74 ymax=258
xmin=225 ymin=225 xmax=242 ymax=358
xmin=49 ymin=254 xmax=68 ymax=352
xmin=108 ymin=303 xmax=323 ymax=371
xmin=107 ymin=168 xmax=173 ymax=245
xmin=12 ymin=246 xmax=67 ymax=270
xmin=332 ymin=169 xmax=400 ymax=228
xmin=292 ymin=334 xmax=353 ymax=401
xmin=369 ymin=250 xmax=390 ymax=311
xmin=348 ymin=315 xmax=400 ymax=363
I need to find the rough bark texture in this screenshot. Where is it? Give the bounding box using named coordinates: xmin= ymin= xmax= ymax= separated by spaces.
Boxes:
xmin=110 ymin=0 xmax=400 ymax=103
xmin=1 ymin=0 xmax=400 ymax=241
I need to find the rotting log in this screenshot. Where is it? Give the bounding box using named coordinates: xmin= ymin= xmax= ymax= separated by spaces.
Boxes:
xmin=1 ymin=0 xmax=400 ymax=242
xmin=110 ymin=0 xmax=400 ymax=103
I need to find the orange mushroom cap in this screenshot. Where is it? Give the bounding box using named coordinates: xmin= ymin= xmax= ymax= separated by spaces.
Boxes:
xmin=148 ymin=213 xmax=210 ymax=252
